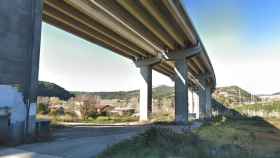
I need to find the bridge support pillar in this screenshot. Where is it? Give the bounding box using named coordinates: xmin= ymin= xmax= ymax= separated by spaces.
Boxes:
xmin=198 ymin=76 xmax=212 ymax=119
xmin=198 ymin=84 xmax=206 ymax=119
xmin=0 ymin=0 xmax=43 ymax=144
xmin=135 ymin=57 xmax=161 ymax=121
xmin=161 ymin=44 xmax=201 ymax=124
xmin=174 ymin=59 xmax=188 ymax=124
xmin=139 ymin=65 xmax=152 ymax=121
xmin=205 ymin=85 xmax=212 ymax=118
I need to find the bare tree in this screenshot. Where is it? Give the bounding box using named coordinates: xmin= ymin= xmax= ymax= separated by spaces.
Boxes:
xmin=75 ymin=95 xmax=98 ymax=120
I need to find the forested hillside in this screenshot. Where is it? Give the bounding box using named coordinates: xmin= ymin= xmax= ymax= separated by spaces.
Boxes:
xmin=72 ymin=85 xmax=174 ymax=100
xmin=213 ymin=86 xmax=260 ymax=107
xmin=37 ymin=81 xmax=74 ymax=100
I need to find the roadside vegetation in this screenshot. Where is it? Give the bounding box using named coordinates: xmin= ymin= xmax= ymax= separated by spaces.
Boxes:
xmin=97 ymin=116 xmax=280 ymax=158
xmin=37 ymin=112 xmax=174 ymax=125
xmin=235 ymin=101 xmax=280 ymax=113
xmin=37 ymin=114 xmax=138 ymax=124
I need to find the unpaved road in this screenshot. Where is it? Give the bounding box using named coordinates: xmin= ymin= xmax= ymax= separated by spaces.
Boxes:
xmin=0 ymin=122 xmax=202 ymax=158
xmin=0 ymin=125 xmax=147 ymax=158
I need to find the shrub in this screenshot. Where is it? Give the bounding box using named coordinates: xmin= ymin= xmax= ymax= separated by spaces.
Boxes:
xmin=49 ymin=109 xmax=63 ymax=116
xmin=37 ymin=103 xmax=49 ymax=114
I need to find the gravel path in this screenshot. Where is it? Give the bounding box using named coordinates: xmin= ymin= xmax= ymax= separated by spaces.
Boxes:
xmin=0 ymin=122 xmax=203 ymax=158
xmin=0 ymin=125 xmax=146 ymax=158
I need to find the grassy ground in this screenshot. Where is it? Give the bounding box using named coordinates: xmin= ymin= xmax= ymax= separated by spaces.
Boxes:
xmin=195 ymin=117 xmax=280 ymax=157
xmin=97 ymin=117 xmax=280 ymax=158
xmin=82 ymin=116 xmax=138 ymax=124
xmin=37 ymin=114 xmax=139 ymax=124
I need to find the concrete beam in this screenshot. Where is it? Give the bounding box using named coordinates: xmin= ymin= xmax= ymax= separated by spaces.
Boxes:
xmin=162 ymin=43 xmax=201 ymax=60
xmin=174 ymin=59 xmax=188 ymax=124
xmin=116 ymin=0 xmax=178 ymax=49
xmin=134 ymin=56 xmax=161 ymax=67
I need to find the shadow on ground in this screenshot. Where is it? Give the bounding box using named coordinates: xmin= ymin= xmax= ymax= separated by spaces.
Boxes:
xmin=1 ymin=99 xmax=280 ymax=158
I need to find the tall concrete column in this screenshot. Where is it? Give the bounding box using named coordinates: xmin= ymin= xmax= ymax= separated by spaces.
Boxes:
xmin=174 ymin=59 xmax=188 ymax=124
xmin=198 ymin=84 xmax=206 ymax=119
xmin=0 ymin=0 xmax=43 ymax=144
xmin=198 ymin=76 xmax=212 ymax=119
xmin=205 ymin=85 xmax=212 ymax=118
xmin=161 ymin=44 xmax=201 ymax=124
xmin=25 ymin=0 xmax=43 ymax=137
xmin=135 ymin=57 xmax=161 ymax=122
xmin=139 ymin=65 xmax=152 ymax=121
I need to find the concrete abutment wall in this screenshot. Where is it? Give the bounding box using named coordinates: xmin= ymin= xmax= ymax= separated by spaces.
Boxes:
xmin=0 ymin=0 xmax=43 ymax=144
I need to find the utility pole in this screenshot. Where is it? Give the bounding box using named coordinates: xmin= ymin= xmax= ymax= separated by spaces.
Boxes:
xmin=239 ymin=89 xmax=242 ymax=105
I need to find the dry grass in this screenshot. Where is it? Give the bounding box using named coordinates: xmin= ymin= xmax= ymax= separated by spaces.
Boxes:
xmin=97 ymin=117 xmax=280 ymax=158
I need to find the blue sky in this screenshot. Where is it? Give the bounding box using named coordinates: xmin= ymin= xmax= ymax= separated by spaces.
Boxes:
xmin=39 ymin=1 xmax=280 ymax=94
xmin=183 ymin=0 xmax=280 ymax=94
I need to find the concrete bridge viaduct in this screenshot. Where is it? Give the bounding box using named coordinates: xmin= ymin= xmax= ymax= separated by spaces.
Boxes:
xmin=0 ymin=0 xmax=215 ymax=143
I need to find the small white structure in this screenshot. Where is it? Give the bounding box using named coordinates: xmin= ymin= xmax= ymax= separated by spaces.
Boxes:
xmin=0 ymin=85 xmax=36 ymax=144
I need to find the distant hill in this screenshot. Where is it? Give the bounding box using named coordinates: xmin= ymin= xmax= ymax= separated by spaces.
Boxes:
xmin=273 ymin=92 xmax=280 ymax=95
xmin=72 ymin=90 xmax=139 ymax=100
xmin=37 ymin=81 xmax=74 ymax=100
xmin=213 ymin=86 xmax=260 ymax=107
xmin=39 ymin=82 xmax=262 ymax=107
xmin=72 ymin=85 xmax=174 ymax=100
xmin=73 ymin=85 xmax=260 ymax=106
xmin=152 ymin=85 xmax=174 ymax=98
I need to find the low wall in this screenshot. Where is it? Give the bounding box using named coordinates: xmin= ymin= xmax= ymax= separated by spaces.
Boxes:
xmin=0 ymin=85 xmax=36 ymax=144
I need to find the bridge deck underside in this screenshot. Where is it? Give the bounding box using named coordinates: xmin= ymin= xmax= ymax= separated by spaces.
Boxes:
xmin=42 ymin=0 xmax=215 ymax=88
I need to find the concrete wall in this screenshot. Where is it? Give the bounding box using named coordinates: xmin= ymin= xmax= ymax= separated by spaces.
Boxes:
xmin=0 ymin=85 xmax=26 ymax=123
xmin=0 ymin=85 xmax=37 ymax=144
xmin=0 ymin=85 xmax=26 ymax=144
xmin=188 ymin=90 xmax=199 ymax=119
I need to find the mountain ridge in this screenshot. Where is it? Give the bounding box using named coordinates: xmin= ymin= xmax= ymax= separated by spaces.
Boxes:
xmin=38 ymin=81 xmax=263 ymax=107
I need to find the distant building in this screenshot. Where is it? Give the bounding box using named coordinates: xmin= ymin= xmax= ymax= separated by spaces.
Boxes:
xmin=258 ymin=94 xmax=280 ymax=101
xmin=95 ymin=104 xmax=113 ymax=114
xmin=110 ymin=107 xmax=135 ymax=116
